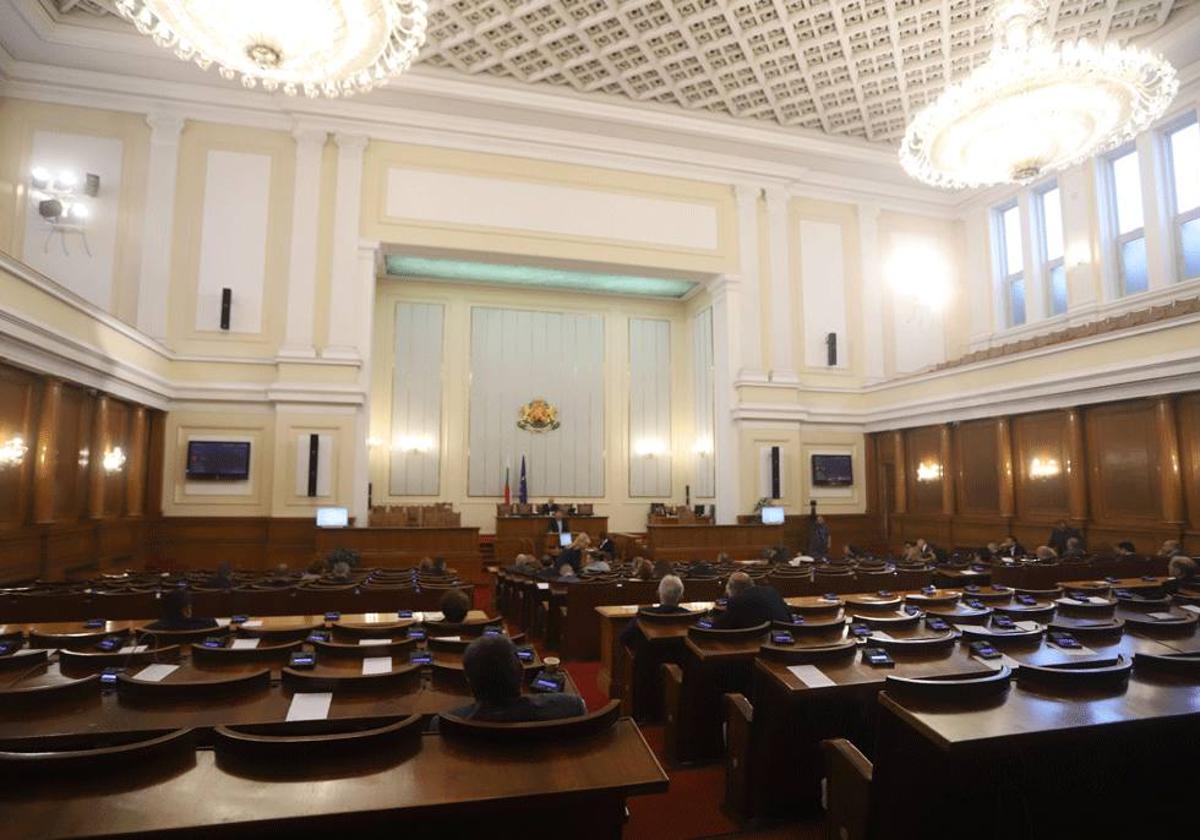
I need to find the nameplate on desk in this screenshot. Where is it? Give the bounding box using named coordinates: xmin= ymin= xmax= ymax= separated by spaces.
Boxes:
xmin=537 ymin=583 xmax=550 ymax=590
xmin=362 ymin=656 xmax=392 ymax=675
xmin=133 ymin=664 xmax=179 ymax=682
xmin=215 ymin=618 xmax=232 ymax=628
xmin=358 ymin=638 xmax=392 ymax=645
xmin=240 ymin=620 xmax=264 ymax=628
xmin=230 ymin=638 xmax=261 ymax=650
xmin=286 ymin=691 xmax=333 ymax=722
xmin=117 ymin=645 xmax=148 ymax=655
xmin=787 ymin=664 xmax=836 ymax=688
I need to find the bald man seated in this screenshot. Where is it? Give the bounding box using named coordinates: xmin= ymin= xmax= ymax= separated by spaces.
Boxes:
xmin=714 ymin=572 xmax=791 ymax=629
xmin=446 ymin=635 xmax=585 ymax=723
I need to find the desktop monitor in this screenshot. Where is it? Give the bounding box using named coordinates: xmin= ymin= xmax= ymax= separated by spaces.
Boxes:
xmin=316 ymin=507 xmax=349 ymax=528
xmin=559 ymin=532 xmax=573 ymax=548
xmin=760 ymin=506 xmax=785 ymax=525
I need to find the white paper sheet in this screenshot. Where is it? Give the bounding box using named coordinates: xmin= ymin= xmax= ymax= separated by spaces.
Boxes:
xmin=787 ymin=664 xmax=836 ymax=688
xmin=422 ymin=612 xmax=445 ymax=622
xmin=1014 ymin=621 xmax=1040 ymax=632
xmin=215 ymin=618 xmax=231 ymax=628
xmin=117 ymin=645 xmax=148 ymax=655
xmin=1180 ymin=604 xmax=1200 ymax=615
xmin=537 ymin=583 xmax=551 ymax=590
xmin=240 ymin=620 xmax=264 ymax=628
xmin=358 ymin=638 xmax=393 ymax=645
xmin=286 ymin=691 xmax=333 ymax=722
xmin=133 ymin=664 xmax=179 ymax=682
xmin=230 ymin=638 xmax=261 ymax=650
xmin=1146 ymin=611 xmax=1177 ymax=621
xmin=362 ymin=656 xmax=393 ymax=675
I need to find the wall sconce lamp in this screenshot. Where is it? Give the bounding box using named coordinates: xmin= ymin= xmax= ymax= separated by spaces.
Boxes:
xmin=1029 ymin=457 xmax=1061 ymax=479
xmin=102 ymin=446 xmax=126 ymax=474
xmin=693 ymin=437 xmax=713 ymax=457
xmin=915 ymin=461 xmax=943 ymax=483
xmin=635 ymin=439 xmax=670 ymax=459
xmin=0 ymin=436 xmax=28 ymax=469
xmin=393 ymin=435 xmax=434 ymax=454
xmin=366 ymin=436 xmax=383 ymax=449
xmin=30 ymin=166 xmax=99 ymax=257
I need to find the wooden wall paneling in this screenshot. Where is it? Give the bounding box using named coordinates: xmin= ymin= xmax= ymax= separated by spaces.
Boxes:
xmin=53 ymin=384 xmax=92 ymax=522
xmin=904 ymin=426 xmax=943 ymax=515
xmin=1084 ymin=400 xmax=1162 ymax=523
xmin=146 ymin=410 xmax=165 ymax=519
xmin=0 ymin=365 xmax=37 ymax=531
xmin=1179 ymin=394 xmax=1200 ymax=551
xmin=126 ymin=406 xmax=148 ymax=517
xmin=33 ymin=378 xmax=61 ymax=524
xmin=890 ymin=430 xmax=907 ymax=514
xmin=1155 ymin=397 xmax=1184 ymax=526
xmin=1012 ymin=410 xmax=1070 ymax=524
xmin=102 ymin=398 xmax=129 ymax=519
xmin=996 ymin=417 xmax=1015 ymax=518
xmin=938 ymin=424 xmax=954 ymax=516
xmin=955 ymin=420 xmax=1001 ymax=515
xmin=1064 ymin=408 xmax=1088 ymax=526
xmin=88 ymin=394 xmax=108 ymax=519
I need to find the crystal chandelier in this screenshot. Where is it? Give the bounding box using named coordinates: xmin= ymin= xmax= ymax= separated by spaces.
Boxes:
xmin=114 ymin=0 xmax=428 ymax=98
xmin=900 ymin=0 xmax=1178 ymax=189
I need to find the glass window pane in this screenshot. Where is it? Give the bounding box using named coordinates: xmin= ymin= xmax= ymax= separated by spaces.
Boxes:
xmin=1009 ymin=276 xmax=1026 ymax=326
xmin=1040 ymin=186 xmax=1063 ymax=260
xmin=1002 ymin=204 xmax=1022 ymax=272
xmin=1169 ymin=121 xmax=1200 ymax=213
xmin=1121 ymin=236 xmax=1149 ymax=295
xmin=1111 ymin=150 xmax=1144 ymax=234
xmin=1049 ymin=264 xmax=1067 ymax=315
xmin=1181 ymin=216 xmax=1200 ymax=279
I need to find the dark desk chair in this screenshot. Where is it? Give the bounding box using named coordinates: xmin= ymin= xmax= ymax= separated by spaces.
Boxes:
xmin=0 ymin=648 xmax=45 ymax=672
xmin=1132 ymin=651 xmax=1200 ymax=676
xmin=884 ymin=667 xmax=1013 ymax=701
xmin=821 ymin=738 xmax=873 ymax=840
xmin=236 ymin=621 xmax=325 ymax=643
xmin=851 ymin=612 xmax=921 ymax=631
xmin=190 ymin=638 xmax=303 ymax=665
xmin=0 ymin=673 xmax=100 ymax=712
xmin=1016 ymin=657 xmax=1131 ymax=689
xmin=213 ymin=714 xmax=422 ymax=764
xmin=0 ymin=729 xmax=194 ymax=780
xmin=424 ymin=617 xmax=503 ymax=637
xmin=135 ymin=625 xmax=231 ymax=646
xmin=724 ymin=693 xmax=755 ymax=819
xmin=28 ymin=628 xmax=131 ymax=650
xmin=687 ymin=622 xmax=771 ymax=644
xmin=59 ymin=644 xmax=182 ymax=675
xmin=117 ymin=668 xmax=271 ymax=700
xmin=758 ymin=637 xmax=858 ymax=664
xmin=313 ymin=637 xmax=416 ymax=659
xmin=282 ymin=663 xmax=422 ymax=694
xmin=437 ymin=699 xmax=620 ymax=743
xmin=866 ymin=632 xmax=958 ymax=654
xmin=330 ymin=621 xmax=416 ymax=641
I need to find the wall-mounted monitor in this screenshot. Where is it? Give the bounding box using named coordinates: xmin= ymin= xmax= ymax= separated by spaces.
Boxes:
xmin=316 ymin=507 xmax=349 ymax=528
xmin=760 ymin=506 xmax=785 ymax=525
xmin=812 ymin=454 xmax=853 ymax=487
xmin=186 ymin=441 xmax=251 ymax=481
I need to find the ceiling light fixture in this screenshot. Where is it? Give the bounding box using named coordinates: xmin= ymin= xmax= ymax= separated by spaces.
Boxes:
xmin=114 ymin=0 xmax=428 ymax=98
xmin=900 ymin=0 xmax=1177 ymax=189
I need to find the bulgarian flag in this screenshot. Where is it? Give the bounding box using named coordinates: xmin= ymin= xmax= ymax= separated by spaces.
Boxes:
xmin=503 ymin=466 xmax=511 ymax=504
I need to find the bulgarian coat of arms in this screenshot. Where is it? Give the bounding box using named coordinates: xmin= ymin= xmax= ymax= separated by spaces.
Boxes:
xmin=517 ymin=398 xmax=560 ymax=432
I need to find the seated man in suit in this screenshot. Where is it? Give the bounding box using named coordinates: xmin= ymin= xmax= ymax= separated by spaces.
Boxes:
xmin=1062 ymin=537 xmax=1087 ymax=559
xmin=998 ymin=535 xmax=1026 ymax=558
xmin=1048 ymin=520 xmax=1084 ymax=557
xmin=439 ymin=588 xmax=471 ymax=624
xmin=619 ymin=575 xmax=688 ymax=649
xmin=1114 ymin=540 xmax=1138 ymax=557
xmin=449 ymin=636 xmax=585 ymax=722
xmin=1168 ymin=556 xmax=1197 ymax=587
xmin=547 ymin=509 xmax=570 ymax=536
xmin=715 ymin=572 xmax=791 ymax=629
xmin=1158 ymin=539 xmax=1183 ymax=558
xmin=145 ymin=588 xmax=219 ymax=632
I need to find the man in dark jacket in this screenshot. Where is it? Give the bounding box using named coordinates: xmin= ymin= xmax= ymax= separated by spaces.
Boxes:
xmin=619 ymin=575 xmax=689 ymax=649
xmin=715 ymin=572 xmax=791 ymax=629
xmin=1048 ymin=520 xmax=1084 ymax=557
xmin=446 ymin=636 xmax=584 ymax=722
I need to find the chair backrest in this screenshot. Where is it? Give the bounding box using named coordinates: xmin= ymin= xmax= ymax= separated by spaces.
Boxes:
xmin=312 ymin=637 xmax=417 ymax=658
xmin=821 ymin=738 xmax=874 ymax=840
xmin=0 ymin=649 xmax=48 ymax=671
xmin=213 ymin=714 xmax=422 ymax=765
xmin=687 ymin=621 xmax=770 ymax=644
xmin=28 ymin=628 xmax=131 ymax=650
xmin=282 ymin=663 xmax=422 ymax=694
xmin=884 ymin=667 xmax=1013 ymax=701
xmin=0 ymin=673 xmax=99 ymax=712
xmin=758 ymin=637 xmax=857 ymax=663
xmin=1132 ymin=651 xmax=1200 ymax=676
xmin=189 ymin=638 xmax=302 ymax=665
xmin=135 ymin=625 xmax=232 ymax=645
xmin=117 ymin=668 xmax=270 ymax=700
xmin=59 ymin=645 xmax=182 ymax=674
xmin=0 ymin=728 xmax=194 ymax=780
xmin=636 ymin=609 xmax=705 ymax=626
xmin=1016 ymin=657 xmax=1132 ymax=689
xmin=867 ymin=631 xmax=958 ymax=654
xmin=437 ymin=699 xmax=620 ymax=743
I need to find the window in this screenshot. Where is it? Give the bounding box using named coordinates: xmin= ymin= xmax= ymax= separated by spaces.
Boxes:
xmin=1165 ymin=116 xmax=1200 ymax=280
xmin=995 ymin=202 xmax=1025 ymax=326
xmin=1106 ymin=146 xmax=1148 ymax=295
xmin=1036 ymin=182 xmax=1067 ymax=316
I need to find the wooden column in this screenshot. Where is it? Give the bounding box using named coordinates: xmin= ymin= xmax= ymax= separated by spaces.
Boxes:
xmin=996 ymin=417 xmax=1015 ymax=518
xmin=126 ymin=406 xmax=148 ymax=517
xmin=1156 ymin=396 xmax=1185 ymax=525
xmin=891 ymin=430 xmax=907 ymax=514
xmin=1064 ymin=407 xmax=1088 ymax=526
xmin=88 ymin=394 xmax=109 ymax=519
xmin=939 ymin=424 xmax=955 ymax=516
xmin=32 ymin=378 xmax=62 ymax=524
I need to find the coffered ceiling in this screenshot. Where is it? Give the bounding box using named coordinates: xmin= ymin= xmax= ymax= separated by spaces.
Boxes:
xmin=42 ymin=0 xmax=1195 ymax=144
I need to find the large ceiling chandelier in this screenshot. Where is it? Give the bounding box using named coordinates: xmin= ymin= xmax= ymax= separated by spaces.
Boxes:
xmin=113 ymin=0 xmax=428 ymax=98
xmin=900 ymin=0 xmax=1178 ymax=189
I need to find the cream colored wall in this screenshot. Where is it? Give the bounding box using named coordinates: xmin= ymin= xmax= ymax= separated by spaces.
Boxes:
xmin=370 ymin=277 xmax=702 ymax=533
xmin=0 ymin=98 xmax=150 ymax=324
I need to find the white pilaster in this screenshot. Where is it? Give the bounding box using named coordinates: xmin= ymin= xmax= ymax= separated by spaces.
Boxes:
xmin=278 ymin=126 xmax=327 ymax=359
xmin=324 ymin=132 xmax=369 ymax=361
xmin=1018 ymin=189 xmax=1047 ymax=323
xmin=1137 ymin=130 xmax=1174 ymax=290
xmin=134 ymin=112 xmax=184 ymax=342
xmin=733 ymin=183 xmax=767 ymax=382
xmin=1060 ymin=164 xmax=1100 ymax=313
xmin=709 ymin=274 xmax=743 ymax=524
xmin=350 ymin=240 xmax=380 ymax=525
xmin=764 ymin=185 xmax=799 ymax=384
xmin=856 ymin=202 xmax=886 ymax=381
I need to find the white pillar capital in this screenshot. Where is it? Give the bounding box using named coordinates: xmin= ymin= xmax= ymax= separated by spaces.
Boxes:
xmin=334 ymin=132 xmax=369 ymax=153
xmin=292 ymin=126 xmax=329 ymax=147
xmin=145 ymin=112 xmax=185 ymax=143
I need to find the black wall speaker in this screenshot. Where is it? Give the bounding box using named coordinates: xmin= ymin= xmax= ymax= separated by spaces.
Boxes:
xmin=307 ymin=434 xmax=319 ymax=498
xmin=826 ymin=332 xmax=838 ymax=366
xmin=770 ymin=446 xmax=781 ymax=499
xmin=220 ymin=288 xmax=232 ymax=331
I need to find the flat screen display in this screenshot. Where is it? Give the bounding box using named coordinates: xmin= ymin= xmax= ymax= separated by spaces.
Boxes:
xmin=811 ymin=454 xmax=853 ymax=487
xmin=186 ymin=441 xmax=251 ymax=480
xmin=760 ymin=506 xmax=785 ymax=525
xmin=316 ymin=507 xmax=349 ymax=528
xmin=559 ymin=532 xmax=573 ymax=548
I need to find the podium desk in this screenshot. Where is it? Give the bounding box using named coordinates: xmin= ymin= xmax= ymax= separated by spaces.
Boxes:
xmin=495 ymin=515 xmax=609 ymax=564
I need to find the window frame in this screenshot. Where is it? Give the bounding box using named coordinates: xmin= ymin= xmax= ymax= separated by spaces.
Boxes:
xmin=1033 ymin=179 xmax=1067 ymax=317
xmin=1103 ymin=143 xmax=1148 ymax=297
xmin=993 ymin=200 xmax=1026 ymax=327
xmin=1162 ymin=112 xmax=1200 ymax=282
